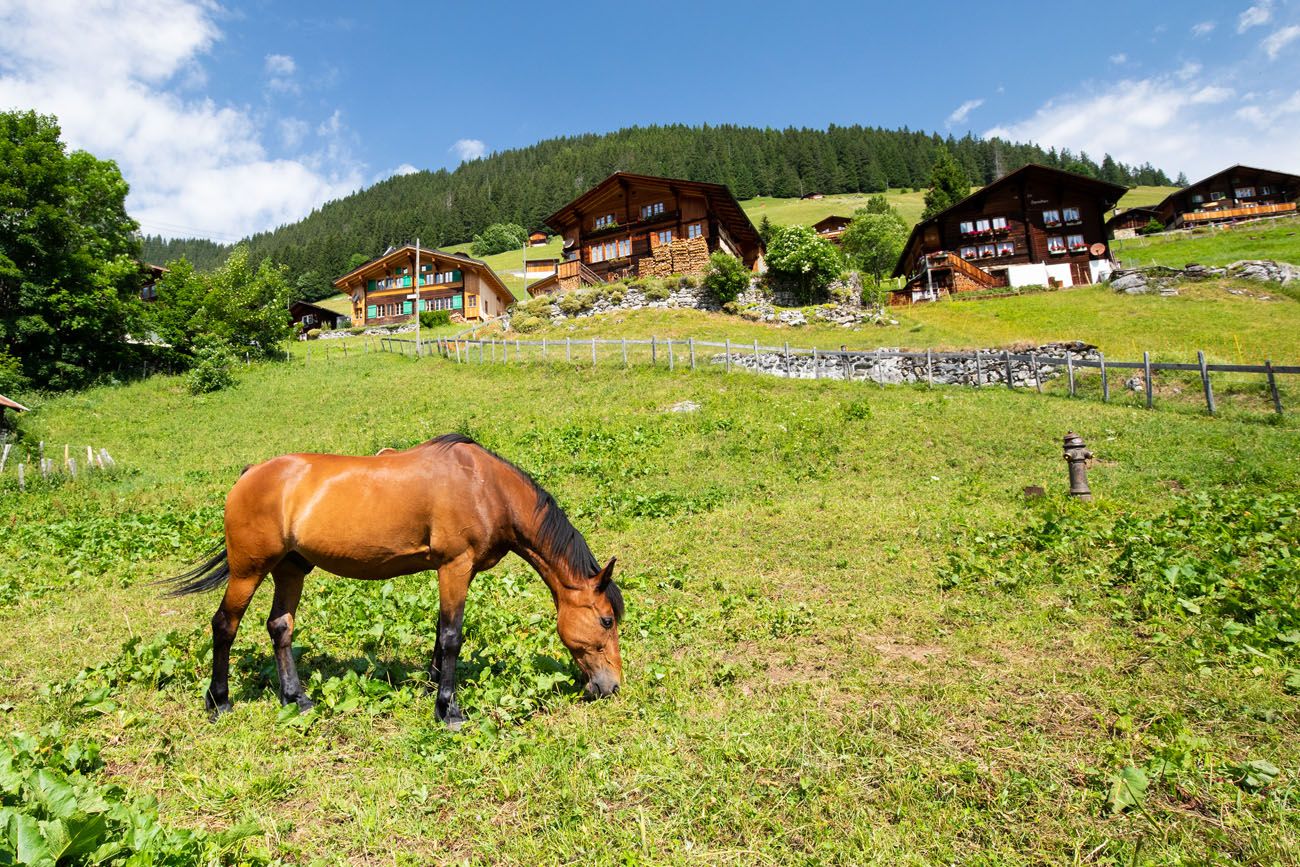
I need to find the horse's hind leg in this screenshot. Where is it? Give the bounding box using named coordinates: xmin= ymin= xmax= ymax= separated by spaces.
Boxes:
xmin=268 ymin=555 xmax=314 ymax=712
xmin=207 ymin=568 xmax=267 ymax=719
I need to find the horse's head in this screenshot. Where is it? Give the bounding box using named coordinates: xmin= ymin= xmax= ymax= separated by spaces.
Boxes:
xmin=555 ymin=557 xmax=623 ymax=699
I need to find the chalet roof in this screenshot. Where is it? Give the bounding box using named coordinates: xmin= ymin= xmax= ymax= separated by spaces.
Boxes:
xmin=814 ymin=214 xmax=852 ymax=229
xmin=1153 ymin=164 xmax=1300 ymax=211
xmin=543 ymin=172 xmax=763 ymax=253
xmin=0 ymin=393 xmax=29 ymax=412
xmin=891 ymin=163 xmax=1129 ymax=277
xmin=289 ymin=299 xmax=346 ymax=317
xmin=331 ymin=244 xmax=516 ymax=308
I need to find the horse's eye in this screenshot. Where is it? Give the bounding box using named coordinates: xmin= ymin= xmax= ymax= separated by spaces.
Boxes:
xmin=600 ymin=616 xmax=615 ymax=630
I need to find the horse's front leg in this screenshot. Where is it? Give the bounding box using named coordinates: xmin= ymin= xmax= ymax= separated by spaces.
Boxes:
xmin=432 ymin=558 xmax=473 ymax=729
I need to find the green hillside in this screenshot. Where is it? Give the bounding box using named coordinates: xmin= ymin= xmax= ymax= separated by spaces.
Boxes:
xmin=1114 ymin=214 xmax=1300 ymax=269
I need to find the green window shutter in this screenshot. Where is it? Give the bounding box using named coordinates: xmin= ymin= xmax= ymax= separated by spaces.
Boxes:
xmin=402 ymin=301 xmax=413 ymax=315
xmin=452 ymin=294 xmax=463 ymax=309
xmin=366 ymin=279 xmax=376 ymax=291
xmin=453 ymin=270 xmax=462 ymax=282
xmin=366 ymin=305 xmax=377 ymax=319
xmin=404 ymin=276 xmax=413 ymax=288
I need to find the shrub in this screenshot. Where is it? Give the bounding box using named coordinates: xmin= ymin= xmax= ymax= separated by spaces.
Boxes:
xmin=605 ymin=286 xmax=626 ymax=305
xmin=185 ymin=342 xmax=236 ymax=395
xmin=470 ymin=223 xmax=528 ymax=257
xmin=0 ymin=350 xmax=28 ymax=396
xmin=513 ymin=314 xmax=545 ymax=333
xmin=704 ymin=252 xmax=751 ymax=304
xmin=419 ymin=310 xmax=451 ymax=328
xmin=1141 ymin=218 xmax=1165 ymax=235
xmin=557 ymin=291 xmax=596 ymax=315
xmin=306 ymin=328 xmax=322 ymax=340
xmin=643 ymin=278 xmax=670 ymax=301
xmin=349 ymin=326 xmax=365 ymax=335
xmin=765 ymin=225 xmax=844 ymax=305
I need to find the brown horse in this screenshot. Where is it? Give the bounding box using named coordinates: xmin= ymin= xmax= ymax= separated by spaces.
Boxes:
xmin=163 ymin=433 xmax=623 ymax=727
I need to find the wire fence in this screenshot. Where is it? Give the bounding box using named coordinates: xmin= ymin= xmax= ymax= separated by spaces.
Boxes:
xmin=367 ymin=335 xmax=1295 ymax=418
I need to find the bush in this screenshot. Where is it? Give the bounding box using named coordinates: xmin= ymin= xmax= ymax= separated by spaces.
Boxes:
xmin=0 ymin=350 xmax=28 ymax=396
xmin=305 ymin=328 xmax=322 ymax=340
xmin=557 ymin=291 xmax=596 ymax=315
xmin=471 ymin=223 xmax=528 ymax=257
xmin=704 ymin=252 xmax=751 ymax=304
xmin=185 ymin=342 xmax=236 ymax=395
xmin=606 ymin=286 xmax=626 ymax=305
xmin=765 ymin=225 xmax=844 ymax=305
xmin=513 ymin=314 xmax=545 ymax=333
xmin=349 ymin=325 xmax=365 ymax=335
xmin=643 ymin=278 xmax=670 ymax=301
xmin=1141 ymin=218 xmax=1165 ymax=235
xmin=419 ymin=310 xmax=451 ymax=328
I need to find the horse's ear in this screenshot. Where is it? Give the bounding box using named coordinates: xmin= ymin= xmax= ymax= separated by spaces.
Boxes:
xmin=595 ymin=557 xmax=616 ymax=592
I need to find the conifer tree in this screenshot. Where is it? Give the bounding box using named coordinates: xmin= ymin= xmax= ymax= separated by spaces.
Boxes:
xmin=921 ymin=147 xmax=972 ymax=220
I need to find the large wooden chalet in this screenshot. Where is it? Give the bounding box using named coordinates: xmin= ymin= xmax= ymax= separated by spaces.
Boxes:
xmin=1149 ymin=165 xmax=1298 ymax=230
xmin=332 ymin=245 xmax=516 ymax=326
xmin=526 ymin=172 xmax=764 ymax=295
xmin=892 ymin=164 xmax=1126 ymax=304
xmin=813 ymin=214 xmax=852 ymax=245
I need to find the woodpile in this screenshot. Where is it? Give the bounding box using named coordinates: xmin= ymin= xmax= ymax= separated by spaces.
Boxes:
xmin=637 ymin=237 xmax=710 ymax=278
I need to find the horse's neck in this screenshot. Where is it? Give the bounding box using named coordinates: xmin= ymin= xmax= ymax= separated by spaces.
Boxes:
xmin=507 ymin=482 xmax=579 ymax=595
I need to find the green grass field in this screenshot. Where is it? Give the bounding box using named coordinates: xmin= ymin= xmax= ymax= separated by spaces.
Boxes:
xmin=2 ymin=347 xmax=1298 ymax=864
xmin=1113 ymin=215 xmax=1300 ymax=269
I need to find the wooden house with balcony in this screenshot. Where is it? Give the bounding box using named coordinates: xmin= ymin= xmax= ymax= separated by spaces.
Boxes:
xmin=540 ymin=172 xmax=764 ymax=288
xmin=289 ymin=299 xmax=350 ymax=332
xmin=1149 ymin=165 xmax=1299 ymax=229
xmin=332 ymin=245 xmax=516 ymax=326
xmin=891 ymin=164 xmax=1126 ymax=304
xmin=1106 ymin=207 xmax=1162 ymax=240
xmin=528 ymin=231 xmax=548 ymax=247
xmin=813 ymin=214 xmax=852 ymax=245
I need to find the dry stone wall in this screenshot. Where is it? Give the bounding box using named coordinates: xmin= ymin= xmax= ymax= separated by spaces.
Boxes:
xmin=712 ymin=342 xmax=1099 ymax=385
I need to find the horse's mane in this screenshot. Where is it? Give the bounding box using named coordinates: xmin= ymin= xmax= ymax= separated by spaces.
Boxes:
xmin=428 ymin=434 xmax=622 ymax=621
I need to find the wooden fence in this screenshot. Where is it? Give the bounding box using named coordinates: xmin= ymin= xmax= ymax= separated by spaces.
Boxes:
xmin=0 ymin=440 xmax=117 ymax=493
xmin=371 ymin=335 xmax=1296 ymax=417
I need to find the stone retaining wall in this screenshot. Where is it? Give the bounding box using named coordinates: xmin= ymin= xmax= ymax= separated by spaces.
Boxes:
xmin=711 ymin=342 xmax=1099 ymax=385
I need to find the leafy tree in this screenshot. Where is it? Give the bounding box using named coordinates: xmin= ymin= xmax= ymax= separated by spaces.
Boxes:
xmin=471 ymin=223 xmax=528 ymax=257
xmin=0 ymin=350 xmax=26 ymax=397
xmin=1141 ymin=218 xmax=1164 ymax=235
xmin=863 ymin=194 xmax=893 ymax=215
xmin=842 ymin=205 xmax=909 ymax=285
xmin=0 ymin=110 xmax=145 ymax=390
xmin=921 ymin=147 xmax=971 ymax=220
xmin=765 ymin=226 xmax=843 ymax=305
xmin=347 ymin=252 xmax=371 ymax=270
xmin=703 ymin=252 xmax=751 ymax=304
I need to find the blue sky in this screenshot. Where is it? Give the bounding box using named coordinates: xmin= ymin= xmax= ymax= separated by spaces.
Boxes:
xmin=3 ymin=0 xmax=1299 ymax=240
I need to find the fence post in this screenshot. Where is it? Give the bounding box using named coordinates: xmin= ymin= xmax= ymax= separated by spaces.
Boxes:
xmin=668 ymin=338 xmax=674 ymax=371
xmin=841 ymin=345 xmax=849 ymax=381
xmin=784 ymin=342 xmax=791 ymax=378
xmin=725 ymin=339 xmax=731 ymax=374
xmin=651 ymin=336 xmax=657 ymax=365
xmin=689 ymin=337 xmax=696 ymax=370
xmin=813 ymin=347 xmax=820 ymax=380
xmin=926 ymin=349 xmax=933 ymax=388
xmin=1197 ymin=350 xmax=1216 ymax=415
xmin=1100 ymin=352 xmax=1109 ymax=402
xmin=1143 ymin=351 xmax=1153 ymax=409
xmin=753 ymin=339 xmax=759 ymax=363
xmin=1004 ymin=351 xmax=1013 ymax=390
xmin=542 ymin=337 xmax=548 ymax=359
xmin=1066 ymin=353 xmax=1075 ymax=396
xmin=17 ymin=463 xmax=24 ymax=491
xmin=566 ymin=337 xmax=571 ymax=363
xmin=479 ymin=341 xmax=484 ymax=364
xmin=622 ymin=338 xmax=627 ymax=367
xmin=1030 ymin=352 xmax=1041 ymax=393
xmin=1266 ymin=359 xmax=1283 ymax=415
xmin=591 ymin=338 xmax=596 ymax=366
xmin=502 ymin=339 xmax=508 ymax=364
xmin=0 ymin=443 xmax=9 ymax=475
xmin=975 ymin=352 xmax=983 ymax=387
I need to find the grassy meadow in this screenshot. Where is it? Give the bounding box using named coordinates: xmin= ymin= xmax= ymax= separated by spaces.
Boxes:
xmin=2 ymin=339 xmax=1299 ymax=864
xmin=1113 ymin=215 xmax=1300 ymax=270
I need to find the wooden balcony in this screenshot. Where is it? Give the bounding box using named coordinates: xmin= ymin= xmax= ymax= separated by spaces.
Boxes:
xmin=1180 ymin=201 xmax=1296 ymax=224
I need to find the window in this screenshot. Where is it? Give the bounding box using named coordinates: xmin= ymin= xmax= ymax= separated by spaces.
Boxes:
xmin=991 ymin=216 xmax=1008 ymax=232
xmin=468 ymin=294 xmax=478 ymax=308
xmin=1063 ymin=207 xmax=1082 ymax=224
xmin=432 ymin=270 xmax=461 ymax=284
xmin=1235 ymin=186 xmax=1256 ymax=198
xmin=420 ymin=263 xmax=432 ymax=273
xmin=594 ymin=213 xmax=616 ymax=229
xmin=589 ymin=244 xmax=605 ymax=263
xmin=975 ymin=219 xmax=991 ymax=234
xmin=1191 ymin=194 xmax=1205 ymax=204
xmin=1260 ymin=185 xmax=1275 ymax=195
xmin=1210 ymin=191 xmax=1227 ymax=201
xmin=656 ymin=229 xmax=673 ymax=245
xmin=1047 ymin=236 xmax=1067 ymax=254
xmin=687 ymin=222 xmax=703 ymax=239
xmin=1043 ymin=209 xmax=1062 ymax=227
xmin=997 ymin=241 xmax=1015 ymax=256
xmin=978 ymin=244 xmax=996 ymax=259
xmin=959 ymin=245 xmax=979 ymax=259
xmin=640 ymin=201 xmax=665 ymax=219
xmin=959 ymin=220 xmax=976 ymax=235
xmin=1067 ymin=234 xmax=1087 ymax=251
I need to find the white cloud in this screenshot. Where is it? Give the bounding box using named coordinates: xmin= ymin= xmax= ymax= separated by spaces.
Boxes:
xmin=391 ymin=163 xmax=419 ymax=176
xmin=1109 ymin=53 xmax=1128 ymax=65
xmin=1239 ymin=2 xmax=1273 ymax=33
xmin=1192 ymin=21 xmax=1216 ymax=37
xmin=1262 ymin=25 xmax=1300 ymax=59
xmin=450 ymin=138 xmax=487 ymax=162
xmin=985 ymin=63 xmax=1300 ymax=180
xmin=1177 ymin=61 xmax=1202 ymax=80
xmin=945 ymin=98 xmax=984 ymax=126
xmin=264 ymin=53 xmax=295 ymax=76
xmin=0 ymin=0 xmax=364 ymax=241
xmin=278 ymin=117 xmax=309 ymax=148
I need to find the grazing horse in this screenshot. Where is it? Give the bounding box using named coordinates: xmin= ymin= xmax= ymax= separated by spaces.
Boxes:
xmin=163 ymin=434 xmax=623 ymax=726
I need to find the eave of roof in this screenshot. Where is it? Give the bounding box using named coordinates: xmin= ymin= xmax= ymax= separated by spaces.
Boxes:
xmin=0 ymin=393 xmax=29 ymax=412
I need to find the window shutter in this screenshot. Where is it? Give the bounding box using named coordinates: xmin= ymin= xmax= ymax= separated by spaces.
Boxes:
xmin=366 ymin=305 xmax=377 ymax=319
xmin=367 ymin=279 xmax=376 ymax=291
xmin=452 ymin=294 xmax=463 ymax=309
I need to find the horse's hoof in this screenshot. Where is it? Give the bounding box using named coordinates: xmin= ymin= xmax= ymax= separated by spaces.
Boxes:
xmin=295 ymin=695 xmax=315 ymax=712
xmin=207 ymin=701 xmax=233 ymax=722
xmin=445 ymin=717 xmax=463 ymax=732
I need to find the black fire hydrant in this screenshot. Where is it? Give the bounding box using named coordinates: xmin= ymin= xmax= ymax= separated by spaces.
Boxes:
xmin=1062 ymin=432 xmax=1093 ymax=500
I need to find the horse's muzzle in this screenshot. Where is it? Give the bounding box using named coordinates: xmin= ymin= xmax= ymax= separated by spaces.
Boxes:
xmin=583 ymin=671 xmax=620 ymax=700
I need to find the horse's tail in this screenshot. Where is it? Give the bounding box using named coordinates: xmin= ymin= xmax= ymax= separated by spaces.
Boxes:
xmin=158 ymin=543 xmax=230 ymax=597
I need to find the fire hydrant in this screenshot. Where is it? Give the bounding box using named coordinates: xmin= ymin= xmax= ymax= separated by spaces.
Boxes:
xmin=1062 ymin=432 xmax=1093 ymax=500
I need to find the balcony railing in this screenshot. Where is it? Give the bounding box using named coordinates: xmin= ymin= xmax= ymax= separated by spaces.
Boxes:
xmin=1181 ymin=202 xmax=1296 ymax=223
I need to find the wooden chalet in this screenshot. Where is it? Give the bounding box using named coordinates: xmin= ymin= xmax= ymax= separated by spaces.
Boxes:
xmin=139 ymin=263 xmax=168 ymax=302
xmin=813 ymin=214 xmax=852 ymax=245
xmin=891 ymin=164 xmax=1126 ymax=304
xmin=528 ymin=231 xmax=548 ymax=247
xmin=525 ymin=258 xmax=558 ymax=277
xmin=332 ymin=245 xmax=516 ymax=326
xmin=540 ymin=172 xmax=764 ymax=290
xmin=290 ymin=299 xmax=350 ymax=331
xmin=801 ymin=192 xmax=825 ymax=200
xmin=1106 ymin=207 xmax=1162 ymax=240
xmin=1150 ymin=165 xmax=1299 ymax=229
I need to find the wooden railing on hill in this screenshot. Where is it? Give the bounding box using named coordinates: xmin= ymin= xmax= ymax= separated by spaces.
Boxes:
xmin=371 ymin=335 xmax=1296 ymax=418
xmin=1180 ymin=202 xmax=1297 ymax=224
xmin=556 ymin=259 xmax=603 ymax=285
